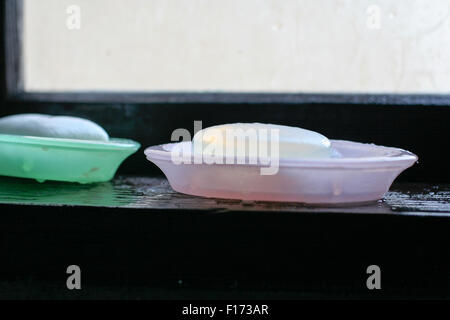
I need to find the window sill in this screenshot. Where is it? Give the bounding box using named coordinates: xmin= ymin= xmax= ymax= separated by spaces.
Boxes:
xmin=1 ymin=175 xmax=449 ymax=299
xmin=0 ymin=175 xmax=449 ymax=216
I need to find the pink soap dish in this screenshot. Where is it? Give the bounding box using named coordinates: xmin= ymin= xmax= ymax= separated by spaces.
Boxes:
xmin=144 ymin=140 xmax=417 ymax=204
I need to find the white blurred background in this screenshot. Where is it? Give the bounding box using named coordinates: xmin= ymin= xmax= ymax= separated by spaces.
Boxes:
xmin=23 ymin=0 xmax=450 ymax=93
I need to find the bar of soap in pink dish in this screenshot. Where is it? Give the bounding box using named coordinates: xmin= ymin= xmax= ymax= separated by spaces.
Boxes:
xmin=144 ymin=140 xmax=417 ymax=204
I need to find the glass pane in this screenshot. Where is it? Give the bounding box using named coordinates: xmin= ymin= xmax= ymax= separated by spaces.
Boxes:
xmin=23 ymin=0 xmax=450 ymax=93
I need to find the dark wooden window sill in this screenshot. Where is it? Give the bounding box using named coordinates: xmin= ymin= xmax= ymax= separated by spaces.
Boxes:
xmin=0 ymin=175 xmax=449 ymax=215
xmin=1 ymin=175 xmax=449 ymax=299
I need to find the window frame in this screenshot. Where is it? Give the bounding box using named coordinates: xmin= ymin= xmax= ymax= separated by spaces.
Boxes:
xmin=4 ymin=0 xmax=450 ymax=106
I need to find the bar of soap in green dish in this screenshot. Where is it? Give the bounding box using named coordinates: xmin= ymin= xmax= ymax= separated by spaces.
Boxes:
xmin=0 ymin=134 xmax=140 ymax=184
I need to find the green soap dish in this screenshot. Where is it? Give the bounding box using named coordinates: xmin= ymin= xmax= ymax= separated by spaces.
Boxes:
xmin=0 ymin=134 xmax=140 ymax=184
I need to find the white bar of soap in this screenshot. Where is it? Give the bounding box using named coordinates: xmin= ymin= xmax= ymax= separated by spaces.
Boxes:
xmin=0 ymin=114 xmax=109 ymax=141
xmin=193 ymin=123 xmax=336 ymax=160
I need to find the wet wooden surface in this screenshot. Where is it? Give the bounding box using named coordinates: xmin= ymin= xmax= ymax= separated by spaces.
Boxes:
xmin=1 ymin=175 xmax=449 ymax=299
xmin=0 ymin=175 xmax=448 ymax=215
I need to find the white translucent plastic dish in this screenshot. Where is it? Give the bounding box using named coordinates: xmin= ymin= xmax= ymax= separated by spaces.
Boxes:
xmin=144 ymin=140 xmax=418 ymax=204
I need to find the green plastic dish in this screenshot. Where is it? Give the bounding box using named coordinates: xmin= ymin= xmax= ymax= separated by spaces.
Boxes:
xmin=0 ymin=133 xmax=140 ymax=184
